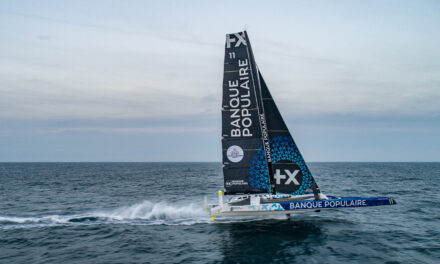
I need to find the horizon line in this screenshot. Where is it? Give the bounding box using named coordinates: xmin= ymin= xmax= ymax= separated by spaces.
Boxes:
xmin=1 ymin=161 xmax=439 ymax=163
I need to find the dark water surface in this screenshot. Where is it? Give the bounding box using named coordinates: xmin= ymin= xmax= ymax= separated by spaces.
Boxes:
xmin=0 ymin=162 xmax=439 ymax=263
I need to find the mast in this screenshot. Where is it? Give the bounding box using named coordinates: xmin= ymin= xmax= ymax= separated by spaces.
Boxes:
xmin=243 ymin=31 xmax=276 ymax=194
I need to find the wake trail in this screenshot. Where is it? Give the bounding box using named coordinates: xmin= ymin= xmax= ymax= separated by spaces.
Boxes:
xmin=0 ymin=200 xmax=210 ymax=229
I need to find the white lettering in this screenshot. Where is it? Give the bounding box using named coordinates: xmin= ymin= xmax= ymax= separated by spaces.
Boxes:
xmin=233 ymin=33 xmax=247 ymax=47
xmin=227 ymin=56 xmax=253 ymax=137
xmin=242 ymin=117 xmax=252 ymax=128
xmin=290 ymin=201 xmax=324 ymax=210
xmin=285 ymin=170 xmax=300 ymax=185
xmin=241 ymin=108 xmax=251 ymax=117
xmin=226 ymin=34 xmax=236 ymax=48
xmin=274 ymin=169 xmax=300 ymax=185
xmin=238 ymin=59 xmax=248 ymax=67
xmin=229 ymin=80 xmax=238 ymax=87
xmin=240 ymin=80 xmax=249 ymax=90
xmin=243 ymin=129 xmax=252 ymax=137
xmin=241 ymin=98 xmax=251 ymax=108
xmin=230 ymin=108 xmax=240 ymax=119
xmin=229 ymin=88 xmax=239 ymax=97
xmin=274 ymin=169 xmax=286 ymax=185
xmin=239 ymin=67 xmax=248 ymax=76
xmin=231 ymin=129 xmax=241 ymax=137
xmin=231 ymin=119 xmax=240 ymax=128
xmin=230 ymin=97 xmax=239 ymax=108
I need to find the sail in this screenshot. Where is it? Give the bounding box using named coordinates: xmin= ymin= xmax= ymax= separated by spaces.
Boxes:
xmin=222 ymin=31 xmax=319 ymax=196
xmin=258 ymin=72 xmax=320 ymax=195
xmin=222 ymin=31 xmax=270 ymax=194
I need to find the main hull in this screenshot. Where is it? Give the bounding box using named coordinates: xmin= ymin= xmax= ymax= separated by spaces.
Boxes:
xmin=209 ymin=196 xmax=396 ymax=217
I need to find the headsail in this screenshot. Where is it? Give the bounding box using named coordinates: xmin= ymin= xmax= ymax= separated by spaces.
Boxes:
xmin=258 ymin=72 xmax=320 ymax=195
xmin=222 ymin=31 xmax=319 ymax=196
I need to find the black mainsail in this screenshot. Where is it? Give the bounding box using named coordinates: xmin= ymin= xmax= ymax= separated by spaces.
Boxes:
xmin=222 ymin=31 xmax=267 ymax=194
xmin=222 ymin=31 xmax=319 ymax=196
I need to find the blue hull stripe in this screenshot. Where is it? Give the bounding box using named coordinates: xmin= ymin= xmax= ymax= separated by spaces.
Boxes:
xmin=279 ymin=197 xmax=397 ymax=211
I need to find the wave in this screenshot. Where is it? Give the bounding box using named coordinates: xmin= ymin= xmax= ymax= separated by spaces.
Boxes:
xmin=0 ymin=215 xmax=73 ymax=224
xmin=0 ymin=200 xmax=311 ymax=230
xmin=94 ymin=200 xmax=206 ymax=221
xmin=0 ymin=200 xmax=210 ymax=229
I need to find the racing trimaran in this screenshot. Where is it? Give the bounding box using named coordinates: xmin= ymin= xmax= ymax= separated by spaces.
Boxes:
xmin=207 ymin=31 xmax=396 ymax=219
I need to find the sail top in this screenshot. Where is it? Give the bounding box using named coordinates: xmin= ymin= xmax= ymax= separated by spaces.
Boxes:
xmin=221 ymin=31 xmax=319 ymax=196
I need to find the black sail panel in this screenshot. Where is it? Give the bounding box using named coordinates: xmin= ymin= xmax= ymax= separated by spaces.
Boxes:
xmin=222 ymin=32 xmax=270 ymax=194
xmin=258 ymin=72 xmax=320 ymax=195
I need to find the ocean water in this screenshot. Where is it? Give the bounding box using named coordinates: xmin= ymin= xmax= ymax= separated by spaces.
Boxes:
xmin=0 ymin=162 xmax=439 ymax=264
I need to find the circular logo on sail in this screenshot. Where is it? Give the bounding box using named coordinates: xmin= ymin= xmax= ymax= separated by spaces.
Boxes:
xmin=227 ymin=145 xmax=244 ymax=163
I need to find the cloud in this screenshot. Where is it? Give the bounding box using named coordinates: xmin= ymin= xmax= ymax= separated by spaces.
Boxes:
xmin=1 ymin=2 xmax=439 ymax=124
xmin=36 ymin=35 xmax=51 ymax=41
xmin=0 ymin=114 xmax=220 ymax=136
xmin=1 ymin=1 xmax=439 ymax=162
xmin=36 ymin=126 xmax=217 ymax=134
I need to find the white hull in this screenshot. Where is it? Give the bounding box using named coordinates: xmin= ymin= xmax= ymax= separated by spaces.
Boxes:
xmin=210 ymin=205 xmax=322 ymax=217
xmin=208 ymin=193 xmax=326 ymax=217
xmin=206 ymin=193 xmax=396 ymax=218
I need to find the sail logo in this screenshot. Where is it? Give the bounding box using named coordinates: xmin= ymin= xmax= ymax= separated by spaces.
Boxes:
xmin=227 ymin=145 xmax=244 ymax=163
xmin=274 ymin=169 xmax=300 ymax=185
xmin=226 ymin=33 xmax=247 ymax=48
xmin=259 ymin=114 xmax=272 ymax=163
xmin=225 ymin=180 xmax=248 ymax=187
xmin=228 ymin=58 xmax=253 ymax=137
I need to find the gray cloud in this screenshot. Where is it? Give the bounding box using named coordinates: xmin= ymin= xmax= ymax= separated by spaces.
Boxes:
xmin=1 ymin=1 xmax=439 ymax=161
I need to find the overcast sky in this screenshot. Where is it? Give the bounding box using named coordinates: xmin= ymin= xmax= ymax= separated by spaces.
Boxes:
xmin=1 ymin=0 xmax=439 ymax=161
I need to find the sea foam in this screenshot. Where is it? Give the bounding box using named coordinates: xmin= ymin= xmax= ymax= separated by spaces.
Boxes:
xmin=0 ymin=200 xmax=210 ymax=229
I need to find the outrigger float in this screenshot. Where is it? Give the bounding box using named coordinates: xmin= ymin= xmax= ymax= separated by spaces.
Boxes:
xmin=206 ymin=31 xmax=396 ymax=220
